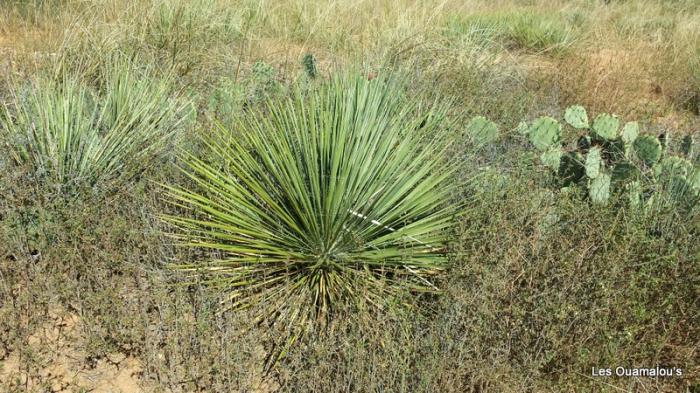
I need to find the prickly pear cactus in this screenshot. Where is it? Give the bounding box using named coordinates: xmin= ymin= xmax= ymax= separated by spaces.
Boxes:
xmin=564 ymin=105 xmax=589 ymax=129
xmin=589 ymin=172 xmax=611 ymax=204
xmin=577 ymin=135 xmax=592 ymax=153
xmin=626 ymin=180 xmax=643 ymax=208
xmin=592 ymin=113 xmax=619 ymax=141
xmin=621 ymin=122 xmax=639 ymax=145
xmin=541 ymin=148 xmax=563 ymax=170
xmin=612 ymin=162 xmax=639 ymax=182
xmin=528 ymin=117 xmax=561 ymax=151
xmin=466 ymin=116 xmax=499 ymax=146
xmin=585 ymin=146 xmax=603 ymax=179
xmin=558 ymin=152 xmax=585 ymax=186
xmin=634 ymin=135 xmax=662 ymax=166
xmin=473 ymin=107 xmax=696 ymax=212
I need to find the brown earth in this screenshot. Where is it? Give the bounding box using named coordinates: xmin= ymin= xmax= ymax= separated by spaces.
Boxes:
xmin=0 ymin=308 xmax=152 ymax=393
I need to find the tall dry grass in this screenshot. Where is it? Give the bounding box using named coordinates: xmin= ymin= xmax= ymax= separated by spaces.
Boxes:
xmin=1 ymin=0 xmax=698 ymax=111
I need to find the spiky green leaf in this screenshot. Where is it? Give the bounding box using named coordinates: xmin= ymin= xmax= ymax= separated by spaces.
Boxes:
xmin=1 ymin=63 xmax=190 ymax=190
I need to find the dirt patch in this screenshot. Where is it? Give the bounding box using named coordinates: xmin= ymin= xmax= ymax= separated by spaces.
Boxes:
xmin=0 ymin=307 xmax=152 ymax=393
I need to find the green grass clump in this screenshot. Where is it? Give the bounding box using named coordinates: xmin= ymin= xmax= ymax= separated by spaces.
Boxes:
xmin=446 ymin=10 xmax=575 ymax=53
xmin=1 ymin=65 xmax=191 ymax=191
xmin=163 ymin=74 xmax=459 ymax=334
xmin=131 ymin=0 xmax=242 ymax=70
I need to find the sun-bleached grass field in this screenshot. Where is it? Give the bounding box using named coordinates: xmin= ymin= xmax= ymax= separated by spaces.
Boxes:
xmin=1 ymin=0 xmax=699 ymax=391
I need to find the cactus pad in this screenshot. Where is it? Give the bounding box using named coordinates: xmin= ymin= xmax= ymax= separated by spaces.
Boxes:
xmin=654 ymin=157 xmax=695 ymax=204
xmin=466 ymin=116 xmax=498 ymax=146
xmin=589 ymin=172 xmax=611 ymax=204
xmin=564 ymin=105 xmax=589 ymax=129
xmin=621 ymin=122 xmax=639 ymax=145
xmin=612 ymin=162 xmax=640 ymax=182
xmin=528 ymin=117 xmax=561 ymax=151
xmin=592 ymin=113 xmax=619 ymax=140
xmin=634 ymin=135 xmax=662 ymax=166
xmin=585 ymin=146 xmax=603 ymax=179
xmin=541 ymin=148 xmax=563 ymax=170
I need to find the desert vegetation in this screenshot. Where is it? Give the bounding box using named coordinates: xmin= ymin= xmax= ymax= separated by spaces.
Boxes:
xmin=0 ymin=0 xmax=698 ymax=392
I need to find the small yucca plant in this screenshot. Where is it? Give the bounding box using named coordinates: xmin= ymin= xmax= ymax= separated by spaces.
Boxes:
xmin=164 ymin=74 xmax=459 ymax=337
xmin=1 ymin=65 xmax=191 ymax=190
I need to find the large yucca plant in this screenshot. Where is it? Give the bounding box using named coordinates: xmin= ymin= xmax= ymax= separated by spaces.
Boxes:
xmin=0 ymin=65 xmax=191 ymax=190
xmin=164 ymin=74 xmax=459 ymax=335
